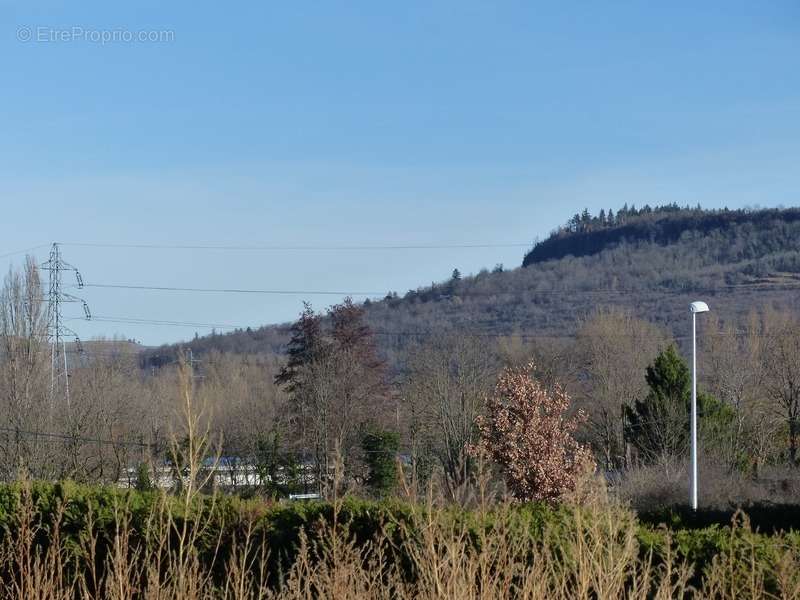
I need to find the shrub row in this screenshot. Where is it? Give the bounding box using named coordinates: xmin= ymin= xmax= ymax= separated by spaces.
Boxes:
xmin=1 ymin=481 xmax=800 ymax=593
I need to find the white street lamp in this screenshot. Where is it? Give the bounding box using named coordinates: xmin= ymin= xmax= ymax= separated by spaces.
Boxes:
xmin=689 ymin=301 xmax=709 ymax=510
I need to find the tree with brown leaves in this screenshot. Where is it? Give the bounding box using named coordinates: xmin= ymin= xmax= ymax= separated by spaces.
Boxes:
xmin=474 ymin=364 xmax=594 ymax=503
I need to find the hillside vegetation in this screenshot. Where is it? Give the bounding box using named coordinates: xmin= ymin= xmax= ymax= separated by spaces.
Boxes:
xmin=151 ymin=205 xmax=800 ymax=367
xmin=358 ymin=205 xmax=800 ymax=363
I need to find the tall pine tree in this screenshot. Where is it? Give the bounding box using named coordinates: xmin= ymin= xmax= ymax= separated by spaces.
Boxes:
xmin=624 ymin=346 xmax=733 ymax=463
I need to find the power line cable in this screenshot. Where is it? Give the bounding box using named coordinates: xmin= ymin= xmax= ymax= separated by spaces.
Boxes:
xmin=60 ymin=242 xmax=532 ymax=251
xmin=0 ymin=243 xmax=51 ymax=260
xmin=0 ymin=426 xmax=148 ymax=448
xmin=83 ymin=283 xmax=383 ymax=296
xmin=77 ymin=281 xmax=800 ymax=297
xmin=89 ymin=316 xmax=247 ymax=329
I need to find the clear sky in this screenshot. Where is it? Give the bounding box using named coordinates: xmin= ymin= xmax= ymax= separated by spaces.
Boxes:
xmin=2 ymin=1 xmax=799 ymax=345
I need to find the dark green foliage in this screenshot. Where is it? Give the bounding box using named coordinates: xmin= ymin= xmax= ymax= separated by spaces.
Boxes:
xmin=639 ymin=503 xmax=800 ymax=534
xmin=134 ymin=462 xmax=153 ymax=492
xmin=625 ymin=346 xmax=733 ymax=462
xmin=523 ymin=206 xmax=800 ymax=266
xmin=361 ymin=428 xmax=400 ymax=496
xmin=698 ymin=394 xmax=737 ymax=457
xmin=624 ymin=346 xmax=691 ymax=460
xmin=274 ymin=302 xmax=325 ymax=391
xmin=254 ymin=431 xmax=304 ymax=497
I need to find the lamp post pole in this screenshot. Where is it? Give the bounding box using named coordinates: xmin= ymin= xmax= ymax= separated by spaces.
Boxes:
xmin=689 ymin=301 xmax=709 ymax=511
xmin=691 ymin=310 xmax=698 ymax=511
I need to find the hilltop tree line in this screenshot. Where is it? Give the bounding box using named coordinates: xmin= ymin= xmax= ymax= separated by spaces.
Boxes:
xmin=523 ymin=205 xmax=800 ymax=265
xmin=563 ymin=203 xmax=701 ymax=235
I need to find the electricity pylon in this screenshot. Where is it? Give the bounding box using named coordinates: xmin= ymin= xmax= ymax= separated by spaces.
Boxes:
xmin=40 ymin=243 xmax=91 ymax=408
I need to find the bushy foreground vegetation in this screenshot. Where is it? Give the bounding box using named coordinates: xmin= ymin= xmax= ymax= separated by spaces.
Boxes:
xmin=2 ymin=481 xmax=800 ymax=598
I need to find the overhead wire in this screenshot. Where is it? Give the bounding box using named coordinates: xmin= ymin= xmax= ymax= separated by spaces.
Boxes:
xmin=88 ymin=316 xmax=250 ymax=329
xmin=0 ymin=426 xmax=149 ymax=448
xmin=76 ymin=281 xmax=800 ymax=297
xmin=0 ymin=243 xmax=51 ymax=260
xmin=82 ymin=283 xmax=384 ymax=296
xmin=60 ymin=242 xmax=533 ymax=251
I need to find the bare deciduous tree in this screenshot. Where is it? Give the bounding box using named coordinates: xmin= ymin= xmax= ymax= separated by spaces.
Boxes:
xmin=0 ymin=257 xmax=51 ymax=478
xmin=703 ymin=312 xmax=776 ymax=473
xmin=200 ymin=350 xmax=288 ymax=489
xmin=403 ymin=333 xmax=497 ymax=499
xmin=760 ymin=308 xmax=800 ymax=465
xmin=576 ymin=308 xmax=669 ymax=470
xmin=64 ymin=342 xmax=146 ymax=482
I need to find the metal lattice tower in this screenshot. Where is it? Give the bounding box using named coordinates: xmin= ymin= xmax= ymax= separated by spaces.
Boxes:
xmin=40 ymin=243 xmax=91 ymax=408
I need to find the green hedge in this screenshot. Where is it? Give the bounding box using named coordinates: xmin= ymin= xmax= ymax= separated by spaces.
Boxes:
xmin=639 ymin=503 xmax=800 ymax=534
xmin=0 ymin=482 xmax=799 ymax=593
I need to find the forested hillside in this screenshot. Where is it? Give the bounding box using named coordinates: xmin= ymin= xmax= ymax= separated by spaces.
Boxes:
xmin=149 ymin=205 xmax=800 ymax=367
xmin=522 ymin=205 xmax=800 ymax=266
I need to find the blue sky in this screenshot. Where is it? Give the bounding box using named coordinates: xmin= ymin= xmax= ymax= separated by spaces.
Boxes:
xmin=2 ymin=1 xmax=799 ymax=345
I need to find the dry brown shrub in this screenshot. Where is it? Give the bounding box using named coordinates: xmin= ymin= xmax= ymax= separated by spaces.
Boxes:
xmin=473 ymin=363 xmax=595 ymax=503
